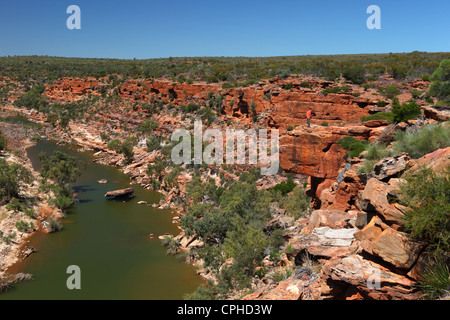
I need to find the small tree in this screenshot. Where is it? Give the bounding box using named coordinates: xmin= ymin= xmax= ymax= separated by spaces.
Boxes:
xmin=0 ymin=132 xmax=7 ymax=151
xmin=0 ymin=158 xmax=33 ymax=204
xmin=391 ymin=98 xmax=421 ymax=123
xmin=342 ymin=64 xmax=366 ymax=84
xmin=428 ymin=59 xmax=450 ymax=105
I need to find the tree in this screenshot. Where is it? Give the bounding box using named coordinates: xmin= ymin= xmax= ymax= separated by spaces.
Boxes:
xmin=381 ymin=85 xmax=400 ymax=99
xmin=428 ymin=59 xmax=450 ymax=104
xmin=391 ymin=98 xmax=421 ymax=123
xmin=107 ymin=139 xmax=122 ymax=152
xmin=138 ymin=119 xmax=159 ymax=135
xmin=0 ymin=132 xmax=7 ymax=151
xmin=13 ymin=84 xmax=48 ymax=111
xmin=47 ymin=113 xmax=58 ymax=127
xmin=0 ymin=158 xmax=33 ymax=204
xmin=222 ymin=217 xmax=268 ymax=286
xmin=342 ymin=64 xmax=366 ymax=84
xmin=39 ymin=151 xmax=84 ymax=186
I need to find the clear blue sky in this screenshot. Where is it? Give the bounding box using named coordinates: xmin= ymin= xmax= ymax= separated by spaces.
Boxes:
xmin=0 ymin=0 xmax=449 ymax=59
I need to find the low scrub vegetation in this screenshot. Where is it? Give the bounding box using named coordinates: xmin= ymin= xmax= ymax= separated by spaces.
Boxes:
xmin=393 ymin=122 xmax=450 ymax=159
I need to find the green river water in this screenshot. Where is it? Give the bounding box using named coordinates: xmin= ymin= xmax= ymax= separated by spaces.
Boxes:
xmin=0 ymin=140 xmax=202 ymax=300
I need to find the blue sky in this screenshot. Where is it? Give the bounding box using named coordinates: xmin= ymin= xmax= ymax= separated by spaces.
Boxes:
xmin=0 ymin=0 xmax=449 ymax=59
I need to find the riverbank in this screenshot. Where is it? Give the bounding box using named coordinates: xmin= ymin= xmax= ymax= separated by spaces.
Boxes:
xmin=0 ymin=115 xmax=64 ymax=279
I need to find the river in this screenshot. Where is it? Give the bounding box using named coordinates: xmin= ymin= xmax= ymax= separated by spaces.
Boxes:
xmin=0 ymin=140 xmax=202 ymax=300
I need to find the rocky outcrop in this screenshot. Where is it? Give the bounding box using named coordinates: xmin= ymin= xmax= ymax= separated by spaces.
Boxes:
xmin=321 ymin=254 xmax=420 ymax=300
xmin=104 ymin=187 xmax=134 ymax=199
xmin=359 ymin=178 xmax=405 ymax=226
xmin=279 ymin=125 xmax=379 ymax=179
xmin=354 ymin=216 xmax=423 ymax=269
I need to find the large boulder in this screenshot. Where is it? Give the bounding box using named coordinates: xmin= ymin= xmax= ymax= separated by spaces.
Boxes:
xmin=360 ymin=178 xmax=404 ymax=225
xmin=372 ymin=153 xmax=411 ymax=181
xmin=322 ymin=254 xmax=420 ymax=300
xmin=408 ymin=146 xmax=450 ymax=173
xmin=354 ymin=216 xmax=423 ymax=269
xmin=288 ymin=227 xmax=358 ymax=259
xmin=304 ymin=210 xmax=355 ymax=233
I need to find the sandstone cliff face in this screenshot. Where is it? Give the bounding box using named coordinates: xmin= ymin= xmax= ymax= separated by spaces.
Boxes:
xmin=44 ymin=76 xmax=378 ymax=128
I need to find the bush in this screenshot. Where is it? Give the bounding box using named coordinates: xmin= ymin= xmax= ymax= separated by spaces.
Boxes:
xmin=15 ymin=220 xmax=34 ymax=233
xmin=281 ymin=186 xmax=309 ymax=219
xmin=412 ymin=89 xmax=423 ymax=99
xmin=0 ymin=158 xmax=33 ymax=204
xmin=393 ymin=123 xmax=450 ymax=159
xmin=51 ymin=195 xmax=74 ymax=211
xmin=361 ymin=112 xmax=393 ymax=123
xmin=380 ymin=85 xmax=400 ymax=99
xmin=0 ymin=132 xmax=7 ymax=151
xmin=48 ymin=217 xmax=63 ymax=232
xmin=391 ymin=98 xmax=421 ymax=123
xmin=283 ymin=83 xmax=293 ymax=90
xmin=400 ymin=167 xmax=449 ymax=256
xmin=13 ymin=84 xmax=48 ymax=111
xmin=337 ymin=136 xmax=369 ymax=158
xmin=377 ymin=100 xmax=387 ymax=108
xmin=107 ymin=139 xmax=134 ymax=164
xmin=322 ymin=86 xmax=349 ymax=96
xmin=342 ymin=64 xmax=366 ymax=84
xmin=271 ymin=178 xmax=296 ymax=196
xmin=428 ymin=59 xmax=450 ymax=104
xmin=417 ymin=259 xmax=450 ymax=300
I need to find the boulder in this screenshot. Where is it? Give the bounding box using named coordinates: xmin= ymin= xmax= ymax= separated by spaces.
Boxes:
xmin=355 ymin=216 xmax=423 ymax=269
xmin=360 ymin=178 xmax=404 ymax=225
xmin=408 ymin=146 xmax=450 ymax=173
xmin=288 ymin=227 xmax=358 ymax=259
xmin=304 ymin=210 xmax=353 ymax=232
xmin=363 ymin=119 xmax=390 ymax=127
xmin=372 ymin=153 xmax=410 ymax=181
xmin=372 ymin=228 xmax=423 ymax=269
xmin=422 ymin=105 xmax=450 ymax=121
xmin=242 ymin=278 xmax=304 ymax=300
xmin=104 ymin=187 xmax=134 ymax=199
xmin=322 ymin=254 xmax=420 ymax=300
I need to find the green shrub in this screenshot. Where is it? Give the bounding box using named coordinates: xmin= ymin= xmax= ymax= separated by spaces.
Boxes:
xmin=322 ymin=86 xmax=349 ymax=96
xmin=286 ymin=125 xmax=294 ymax=131
xmin=320 ymin=122 xmax=329 ymax=126
xmin=412 ymin=89 xmax=423 ymax=99
xmin=393 ymin=123 xmax=450 ymax=159
xmin=400 ymin=167 xmax=449 ymax=256
xmin=15 ymin=220 xmax=34 ymax=233
xmin=343 ymin=64 xmax=366 ymax=84
xmin=5 ymin=197 xmax=27 ymax=212
xmin=13 ymin=84 xmax=48 ymax=111
xmin=48 ymin=217 xmax=63 ymax=232
xmin=377 ymin=100 xmax=387 ymax=107
xmin=283 ymin=83 xmax=293 ymax=90
xmin=428 ymin=59 xmax=450 ymax=104
xmin=365 ymin=143 xmax=391 ymax=160
xmin=0 ymin=132 xmax=7 ymax=151
xmin=271 ymin=178 xmax=296 ymax=196
xmin=380 ymin=85 xmax=400 ymax=99
xmin=361 ymin=112 xmax=393 ymax=123
xmin=357 ymin=159 xmax=377 ymax=175
xmin=417 ymin=259 xmax=450 ymax=300
xmin=0 ymin=159 xmax=33 ymax=204
xmin=300 ymin=81 xmax=311 ymax=89
xmin=337 ymin=136 xmax=369 ymax=158
xmin=281 ymin=186 xmax=309 ymax=219
xmin=51 ymin=195 xmax=74 ymax=211
xmin=391 ymin=98 xmax=421 ymax=123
